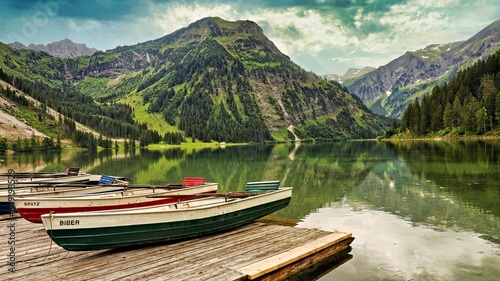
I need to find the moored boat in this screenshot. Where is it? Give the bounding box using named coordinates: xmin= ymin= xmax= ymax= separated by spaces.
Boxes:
xmin=0 ymin=167 xmax=82 ymax=178
xmin=0 ymin=167 xmax=92 ymax=188
xmin=41 ymin=185 xmax=292 ymax=251
xmin=0 ymin=173 xmax=94 ymax=188
xmin=0 ymin=175 xmax=129 ymax=214
xmin=15 ymin=182 xmax=218 ymax=223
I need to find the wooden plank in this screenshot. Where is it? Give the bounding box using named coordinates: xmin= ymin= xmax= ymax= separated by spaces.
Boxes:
xmin=99 ymin=224 xmax=290 ymax=280
xmin=0 ymin=218 xmax=353 ymax=281
xmin=11 ymin=223 xmax=273 ymax=280
xmin=237 ymin=232 xmax=352 ymax=279
xmin=160 ymin=227 xmax=314 ymax=280
xmin=11 ymin=223 xmax=275 ymax=280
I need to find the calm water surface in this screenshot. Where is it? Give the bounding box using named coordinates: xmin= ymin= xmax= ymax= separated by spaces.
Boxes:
xmin=1 ymin=140 xmax=499 ymax=280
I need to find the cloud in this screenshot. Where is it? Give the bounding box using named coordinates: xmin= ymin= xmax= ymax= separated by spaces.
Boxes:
xmin=2 ymin=0 xmax=150 ymax=21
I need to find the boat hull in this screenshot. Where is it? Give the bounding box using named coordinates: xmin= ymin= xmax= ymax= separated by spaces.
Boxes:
xmin=16 ymin=183 xmax=218 ymax=223
xmin=0 ymin=174 xmax=92 ymax=188
xmin=1 ymin=185 xmax=127 ymax=214
xmin=42 ymin=188 xmax=292 ymax=251
xmin=0 ymin=201 xmax=15 ymax=214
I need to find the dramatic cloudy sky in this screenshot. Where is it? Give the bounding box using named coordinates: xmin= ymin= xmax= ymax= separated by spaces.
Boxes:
xmin=1 ymin=0 xmax=499 ymax=75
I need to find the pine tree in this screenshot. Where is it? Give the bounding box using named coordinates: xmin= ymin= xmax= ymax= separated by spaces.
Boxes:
xmin=443 ymin=102 xmax=454 ymax=130
xmin=419 ymin=95 xmax=431 ymax=135
xmin=476 ymin=107 xmax=487 ymax=134
xmin=479 ymin=75 xmax=498 ymax=129
xmin=0 ymin=138 xmax=7 ymax=153
xmin=462 ymin=96 xmax=479 ymax=133
xmin=452 ymin=96 xmax=462 ymax=129
xmin=495 ymin=91 xmax=500 ymax=123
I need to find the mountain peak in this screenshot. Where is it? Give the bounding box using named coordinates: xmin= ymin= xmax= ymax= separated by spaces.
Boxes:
xmin=153 ymin=17 xmax=283 ymax=56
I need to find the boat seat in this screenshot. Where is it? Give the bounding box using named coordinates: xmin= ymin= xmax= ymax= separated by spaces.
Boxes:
xmin=66 ymin=167 xmax=80 ymax=176
xmin=98 ymin=175 xmax=116 ymax=185
xmin=182 ymin=177 xmax=205 ymax=187
xmin=244 ymin=180 xmax=280 ymax=192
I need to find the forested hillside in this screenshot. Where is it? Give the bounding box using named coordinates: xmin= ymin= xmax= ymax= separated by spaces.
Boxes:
xmin=0 ymin=43 xmax=154 ymax=150
xmin=64 ymin=17 xmax=389 ymax=142
xmin=1 ymin=17 xmax=390 ymax=150
xmin=385 ymin=50 xmax=500 ymax=138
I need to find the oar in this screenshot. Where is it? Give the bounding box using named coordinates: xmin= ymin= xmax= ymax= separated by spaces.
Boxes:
xmin=11 ymin=183 xmax=129 ymax=191
xmin=126 ymin=184 xmax=183 ymax=189
xmin=146 ymin=191 xmax=264 ymax=198
xmin=0 ymin=173 xmax=69 ymax=178
xmin=3 ymin=180 xmax=92 ymax=185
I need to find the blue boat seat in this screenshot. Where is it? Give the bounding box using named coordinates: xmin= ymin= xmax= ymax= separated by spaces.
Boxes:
xmin=98 ymin=175 xmax=116 ymax=185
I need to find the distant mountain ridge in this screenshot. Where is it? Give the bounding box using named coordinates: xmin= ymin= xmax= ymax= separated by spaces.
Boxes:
xmin=346 ymin=19 xmax=500 ymax=118
xmin=9 ymin=39 xmax=98 ymax=58
xmin=322 ymin=67 xmax=376 ymax=84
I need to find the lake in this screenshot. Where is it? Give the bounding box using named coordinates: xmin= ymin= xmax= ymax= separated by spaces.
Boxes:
xmin=1 ymin=140 xmax=499 ymax=280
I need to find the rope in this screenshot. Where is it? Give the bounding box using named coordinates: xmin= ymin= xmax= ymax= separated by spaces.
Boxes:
xmin=20 ymin=212 xmax=70 ymax=267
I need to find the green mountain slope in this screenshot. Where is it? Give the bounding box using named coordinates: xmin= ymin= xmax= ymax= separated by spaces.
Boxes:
xmin=0 ymin=42 xmax=145 ymax=146
xmin=1 ymin=17 xmax=390 ymax=144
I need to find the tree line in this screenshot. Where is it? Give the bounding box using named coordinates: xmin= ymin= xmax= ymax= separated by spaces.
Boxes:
xmin=0 ymin=65 xmax=166 ymax=149
xmin=0 ymin=136 xmax=61 ymax=153
xmin=0 ymin=66 xmax=148 ymax=136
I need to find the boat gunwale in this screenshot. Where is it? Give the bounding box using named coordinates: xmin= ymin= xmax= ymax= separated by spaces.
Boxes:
xmin=8 ymin=185 xmax=126 ymax=197
xmin=43 ymin=197 xmax=292 ymax=251
xmin=41 ymin=187 xmax=293 ymax=219
xmin=13 ymin=182 xmax=218 ymax=202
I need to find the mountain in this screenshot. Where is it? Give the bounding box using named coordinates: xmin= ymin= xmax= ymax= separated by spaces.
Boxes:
xmin=0 ymin=17 xmax=390 ymax=144
xmin=9 ymin=39 xmax=98 ymax=58
xmin=347 ymin=19 xmax=500 ymax=118
xmin=384 ymin=49 xmax=500 ymax=138
xmin=322 ymin=67 xmax=375 ymax=84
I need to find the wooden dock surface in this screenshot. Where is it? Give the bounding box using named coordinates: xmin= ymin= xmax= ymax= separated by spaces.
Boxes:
xmin=1 ymin=216 xmax=353 ymax=280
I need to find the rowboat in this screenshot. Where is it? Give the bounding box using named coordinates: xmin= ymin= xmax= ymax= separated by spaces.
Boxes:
xmin=0 ymin=167 xmax=89 ymax=188
xmin=1 ymin=184 xmax=128 ymax=214
xmin=15 ymin=182 xmax=218 ymax=223
xmin=0 ymin=167 xmax=82 ymax=178
xmin=0 ymin=173 xmax=94 ymax=188
xmin=41 ymin=186 xmax=292 ymax=251
xmin=0 ymin=175 xmax=129 ymax=214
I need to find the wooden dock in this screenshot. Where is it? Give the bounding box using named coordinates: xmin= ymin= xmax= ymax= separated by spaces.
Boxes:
xmin=1 ymin=216 xmax=354 ymax=280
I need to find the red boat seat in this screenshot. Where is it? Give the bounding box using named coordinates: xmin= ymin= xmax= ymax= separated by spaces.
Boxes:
xmin=182 ymin=177 xmax=205 ymax=187
xmin=65 ymin=167 xmax=80 ymax=176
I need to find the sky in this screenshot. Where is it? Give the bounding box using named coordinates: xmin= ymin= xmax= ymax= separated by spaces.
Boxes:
xmin=0 ymin=0 xmax=499 ymax=76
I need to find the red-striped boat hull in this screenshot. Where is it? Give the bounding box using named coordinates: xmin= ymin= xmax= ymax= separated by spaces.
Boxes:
xmin=15 ymin=183 xmax=218 ymax=223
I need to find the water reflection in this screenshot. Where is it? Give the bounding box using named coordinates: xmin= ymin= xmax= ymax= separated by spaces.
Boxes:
xmin=298 ymin=206 xmax=500 ymax=281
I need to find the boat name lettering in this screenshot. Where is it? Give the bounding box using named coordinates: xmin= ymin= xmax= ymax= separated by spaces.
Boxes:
xmin=24 ymin=202 xmax=40 ymax=206
xmin=60 ymin=220 xmax=80 ymax=226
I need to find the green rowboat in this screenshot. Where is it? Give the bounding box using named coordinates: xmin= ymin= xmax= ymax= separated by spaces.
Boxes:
xmin=41 ymin=187 xmax=292 ymax=251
